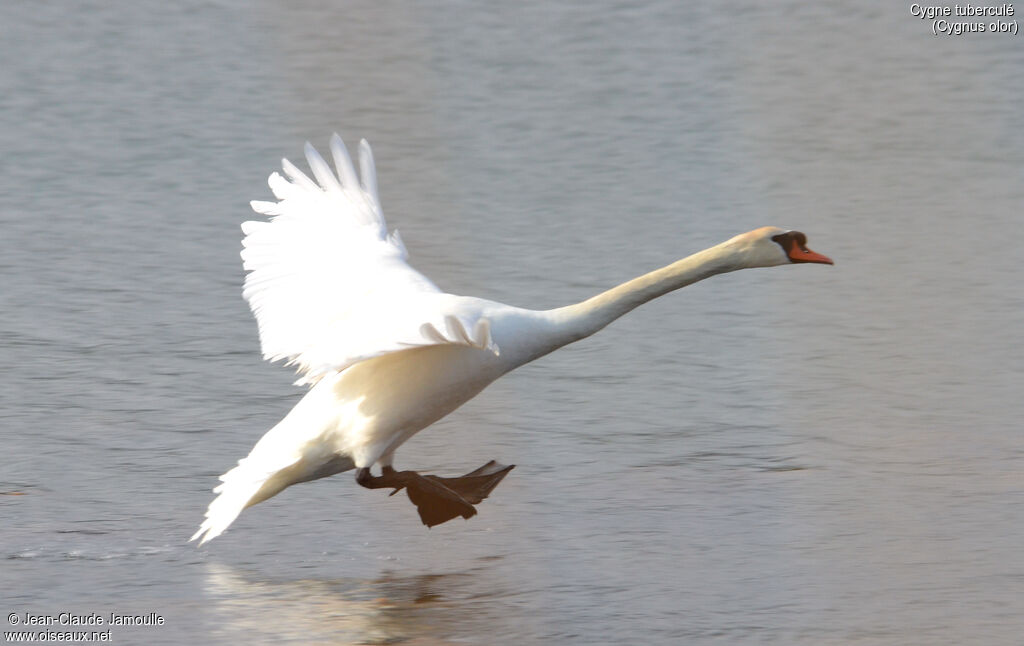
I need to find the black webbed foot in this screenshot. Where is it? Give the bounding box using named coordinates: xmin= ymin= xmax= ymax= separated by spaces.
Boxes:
xmin=355 ymin=461 xmax=514 ymax=528
xmin=420 ymin=460 xmax=514 ymax=505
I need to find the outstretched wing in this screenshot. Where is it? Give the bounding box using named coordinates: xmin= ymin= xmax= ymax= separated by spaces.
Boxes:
xmin=241 ymin=134 xmax=497 ymax=384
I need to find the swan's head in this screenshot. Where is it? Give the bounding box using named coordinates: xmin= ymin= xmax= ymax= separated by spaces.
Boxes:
xmin=726 ymin=226 xmax=834 ymax=268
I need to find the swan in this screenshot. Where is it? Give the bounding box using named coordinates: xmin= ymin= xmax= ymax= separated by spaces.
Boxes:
xmin=190 ymin=135 xmax=833 ymax=545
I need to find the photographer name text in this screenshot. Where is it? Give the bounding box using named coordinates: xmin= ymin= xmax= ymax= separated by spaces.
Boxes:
xmin=10 ymin=612 xmax=164 ymax=627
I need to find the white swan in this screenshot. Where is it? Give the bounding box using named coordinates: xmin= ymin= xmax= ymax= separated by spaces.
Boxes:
xmin=190 ymin=135 xmax=833 ymax=545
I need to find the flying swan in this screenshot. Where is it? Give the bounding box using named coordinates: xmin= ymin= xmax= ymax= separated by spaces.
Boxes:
xmin=190 ymin=135 xmax=833 ymax=545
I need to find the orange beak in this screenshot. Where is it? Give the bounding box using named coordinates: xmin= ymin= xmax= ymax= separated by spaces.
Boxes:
xmin=789 ymin=244 xmax=833 ymax=265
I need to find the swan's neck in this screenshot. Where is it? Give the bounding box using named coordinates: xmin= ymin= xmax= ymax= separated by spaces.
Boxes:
xmin=547 ymin=240 xmax=747 ymax=346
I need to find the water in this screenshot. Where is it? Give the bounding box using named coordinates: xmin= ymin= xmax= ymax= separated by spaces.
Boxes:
xmin=2 ymin=1 xmax=1022 ymax=644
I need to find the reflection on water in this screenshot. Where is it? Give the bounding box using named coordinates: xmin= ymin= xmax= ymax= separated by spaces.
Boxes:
xmin=202 ymin=562 xmax=499 ymax=645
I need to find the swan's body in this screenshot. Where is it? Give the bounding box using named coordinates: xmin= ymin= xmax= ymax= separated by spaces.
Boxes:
xmin=191 ymin=135 xmax=832 ymax=545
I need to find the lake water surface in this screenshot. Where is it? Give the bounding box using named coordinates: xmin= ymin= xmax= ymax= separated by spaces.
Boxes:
xmin=2 ymin=2 xmax=1022 ymax=644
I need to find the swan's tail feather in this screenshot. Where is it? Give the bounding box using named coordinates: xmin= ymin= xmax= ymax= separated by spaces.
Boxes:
xmin=191 ymin=373 xmax=355 ymax=545
xmin=190 ymin=456 xmax=297 ymax=546
xmin=190 ymin=447 xmax=356 ymax=546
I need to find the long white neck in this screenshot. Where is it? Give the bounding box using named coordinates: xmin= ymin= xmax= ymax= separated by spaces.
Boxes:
xmin=507 ymin=238 xmax=757 ymax=363
xmin=554 ymin=241 xmax=746 ymax=338
xmin=491 ymin=231 xmax=788 ymax=370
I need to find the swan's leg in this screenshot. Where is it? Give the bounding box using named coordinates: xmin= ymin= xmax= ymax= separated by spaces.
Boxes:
xmin=354 ymin=461 xmax=514 ymax=528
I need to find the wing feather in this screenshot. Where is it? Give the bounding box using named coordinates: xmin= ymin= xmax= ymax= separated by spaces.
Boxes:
xmin=240 ymin=135 xmax=498 ymax=384
xmin=329 ymin=133 xmax=362 ymax=192
xmin=280 ymin=158 xmax=319 ymax=191
xmin=304 ymin=142 xmax=344 ymax=193
xmin=358 ymin=138 xmax=381 ymax=216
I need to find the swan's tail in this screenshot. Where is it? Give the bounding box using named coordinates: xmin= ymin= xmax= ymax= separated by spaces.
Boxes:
xmin=190 ymin=456 xmax=281 ymax=546
xmin=191 ymin=373 xmax=354 ymax=545
xmin=190 ymin=448 xmax=355 ymax=546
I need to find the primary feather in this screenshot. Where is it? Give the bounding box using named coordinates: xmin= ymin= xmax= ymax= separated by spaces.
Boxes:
xmin=240 ymin=135 xmax=498 ymax=384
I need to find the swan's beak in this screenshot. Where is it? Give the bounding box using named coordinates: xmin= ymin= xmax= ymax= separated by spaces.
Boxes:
xmin=792 ymin=246 xmax=833 ymax=265
xmin=772 ymin=231 xmax=834 ymax=265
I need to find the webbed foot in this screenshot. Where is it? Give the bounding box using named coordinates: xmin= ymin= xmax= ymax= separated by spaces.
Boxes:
xmin=355 ymin=461 xmax=514 ymax=528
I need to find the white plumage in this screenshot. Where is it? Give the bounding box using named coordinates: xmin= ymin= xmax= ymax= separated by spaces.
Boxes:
xmin=240 ymin=135 xmax=496 ymax=385
xmin=191 ymin=134 xmax=832 ymax=545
